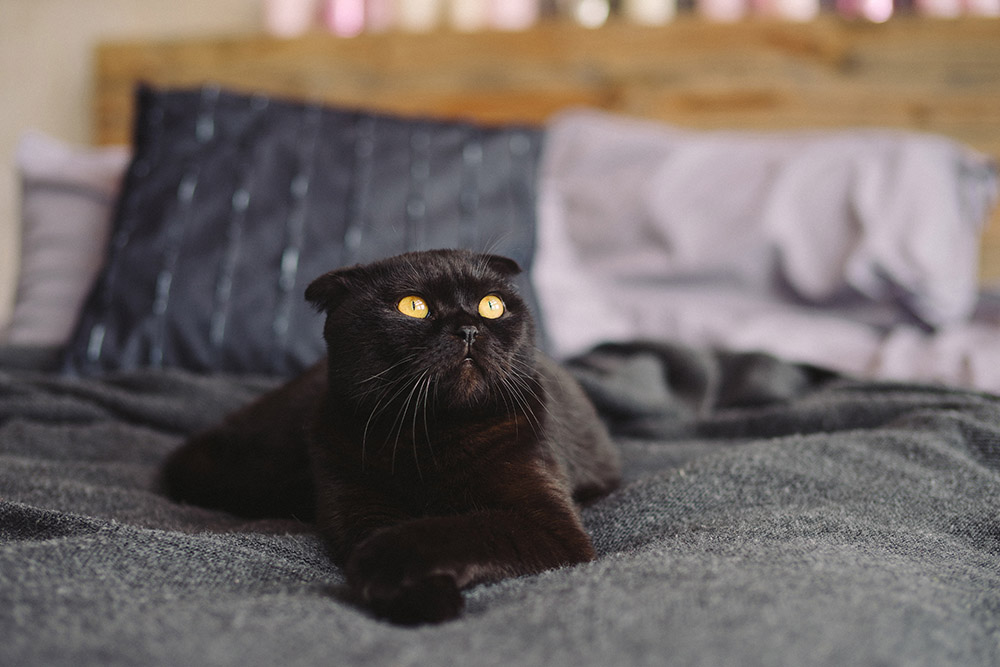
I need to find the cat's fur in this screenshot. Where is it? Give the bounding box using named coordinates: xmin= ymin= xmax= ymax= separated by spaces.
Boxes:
xmin=162 ymin=249 xmax=620 ymax=624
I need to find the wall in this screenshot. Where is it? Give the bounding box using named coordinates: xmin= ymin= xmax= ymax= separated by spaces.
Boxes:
xmin=0 ymin=0 xmax=261 ymax=330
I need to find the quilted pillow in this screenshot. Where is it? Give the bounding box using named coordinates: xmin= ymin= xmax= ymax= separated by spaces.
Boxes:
xmin=63 ymin=85 xmax=543 ymax=376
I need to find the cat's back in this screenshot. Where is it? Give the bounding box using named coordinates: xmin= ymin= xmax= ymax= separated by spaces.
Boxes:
xmin=535 ymin=352 xmax=620 ymax=502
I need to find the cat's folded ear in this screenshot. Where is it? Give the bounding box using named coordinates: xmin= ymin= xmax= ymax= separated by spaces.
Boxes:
xmin=482 ymin=254 xmax=522 ymax=277
xmin=305 ymin=268 xmax=360 ymax=313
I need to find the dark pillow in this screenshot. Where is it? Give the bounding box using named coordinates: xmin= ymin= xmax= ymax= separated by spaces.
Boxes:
xmin=63 ymin=85 xmax=544 ymax=376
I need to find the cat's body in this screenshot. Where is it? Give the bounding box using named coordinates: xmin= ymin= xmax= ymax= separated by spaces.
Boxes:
xmin=162 ymin=249 xmax=620 ymax=624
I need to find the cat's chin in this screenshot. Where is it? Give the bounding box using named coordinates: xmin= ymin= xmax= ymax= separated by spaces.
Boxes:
xmin=440 ymin=358 xmax=490 ymax=408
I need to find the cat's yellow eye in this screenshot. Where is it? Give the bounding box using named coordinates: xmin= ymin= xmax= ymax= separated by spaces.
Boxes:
xmin=397 ymin=295 xmax=429 ymax=319
xmin=478 ymin=295 xmax=505 ymax=319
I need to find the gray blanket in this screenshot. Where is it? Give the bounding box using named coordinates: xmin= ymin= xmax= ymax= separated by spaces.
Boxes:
xmin=2 ymin=342 xmax=999 ymax=666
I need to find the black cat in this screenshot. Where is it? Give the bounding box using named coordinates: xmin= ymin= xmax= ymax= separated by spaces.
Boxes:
xmin=162 ymin=249 xmax=620 ymax=624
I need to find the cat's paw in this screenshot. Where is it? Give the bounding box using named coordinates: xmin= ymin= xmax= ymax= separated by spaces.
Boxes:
xmin=366 ymin=573 xmax=464 ymax=625
xmin=346 ymin=534 xmax=464 ymax=625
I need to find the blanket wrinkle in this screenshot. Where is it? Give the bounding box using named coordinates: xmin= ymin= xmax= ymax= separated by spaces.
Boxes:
xmin=0 ymin=368 xmax=280 ymax=435
xmin=3 ymin=344 xmax=1000 ymax=666
xmin=1 ymin=502 xmax=104 ymax=541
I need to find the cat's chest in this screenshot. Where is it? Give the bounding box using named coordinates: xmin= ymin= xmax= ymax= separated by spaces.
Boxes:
xmin=328 ymin=398 xmax=536 ymax=463
xmin=370 ymin=459 xmax=542 ymax=518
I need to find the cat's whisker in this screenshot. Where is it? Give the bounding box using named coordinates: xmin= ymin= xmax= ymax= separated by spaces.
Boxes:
xmin=389 ymin=368 xmax=430 ymax=475
xmin=355 ymin=374 xmax=402 ymax=405
xmin=422 ymin=374 xmax=438 ymax=470
xmin=361 ymin=382 xmax=402 ymax=468
xmin=494 ymin=374 xmax=519 ymax=439
xmin=508 ymin=359 xmax=550 ymax=409
xmin=356 ymin=353 xmax=418 ymax=386
xmin=478 ymin=233 xmax=512 ymax=264
xmin=498 ymin=373 xmax=542 ymax=438
xmin=503 ymin=387 xmax=537 ymax=438
xmin=505 ymin=364 xmax=550 ymax=432
xmin=361 ymin=365 xmax=432 ymax=467
xmin=411 ymin=372 xmax=436 ymax=480
xmin=409 ymin=371 xmax=430 ymax=480
xmin=368 ymin=366 xmax=428 ymax=417
xmin=352 ymin=353 xmax=428 ymax=405
xmin=363 ymin=380 xmax=411 ymax=428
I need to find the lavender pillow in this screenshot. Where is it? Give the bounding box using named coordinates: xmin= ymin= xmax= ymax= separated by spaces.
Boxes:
xmin=5 ymin=131 xmax=129 ymax=346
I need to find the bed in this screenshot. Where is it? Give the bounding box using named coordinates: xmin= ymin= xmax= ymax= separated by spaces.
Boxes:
xmin=4 ymin=17 xmax=1000 ymax=667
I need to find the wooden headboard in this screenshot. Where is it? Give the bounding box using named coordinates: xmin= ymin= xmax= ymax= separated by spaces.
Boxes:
xmin=94 ymin=17 xmax=1000 ymax=283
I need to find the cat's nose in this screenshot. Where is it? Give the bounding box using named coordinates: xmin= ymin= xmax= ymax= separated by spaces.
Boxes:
xmin=457 ymin=325 xmax=478 ymax=345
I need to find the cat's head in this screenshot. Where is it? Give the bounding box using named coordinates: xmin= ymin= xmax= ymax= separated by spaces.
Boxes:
xmin=306 ymin=249 xmax=537 ymax=414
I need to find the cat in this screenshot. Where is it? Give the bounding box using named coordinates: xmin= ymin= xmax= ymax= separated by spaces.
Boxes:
xmin=162 ymin=249 xmax=621 ymax=624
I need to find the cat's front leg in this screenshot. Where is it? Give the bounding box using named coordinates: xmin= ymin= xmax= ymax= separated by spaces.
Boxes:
xmin=347 ymin=531 xmax=466 ymax=625
xmin=345 ymin=502 xmax=594 ymax=625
